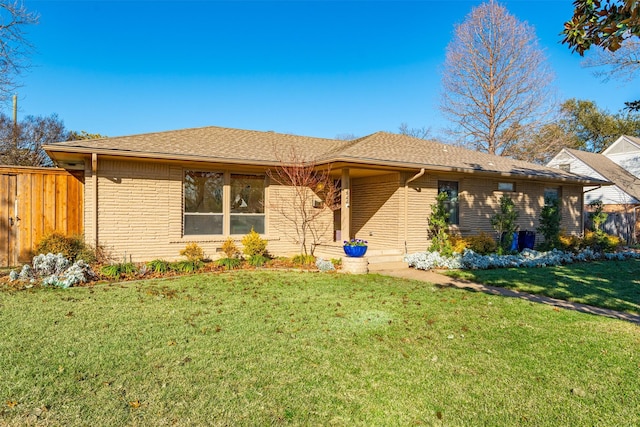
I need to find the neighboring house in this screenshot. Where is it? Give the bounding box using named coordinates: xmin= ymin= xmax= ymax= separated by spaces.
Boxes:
xmin=547 ymin=136 xmax=640 ymax=242
xmin=43 ymin=126 xmax=604 ymax=262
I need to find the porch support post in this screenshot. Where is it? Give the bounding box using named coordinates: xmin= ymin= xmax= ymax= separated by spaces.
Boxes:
xmin=341 ymin=168 xmax=351 ymax=241
xmin=91 ymin=153 xmax=98 ymax=248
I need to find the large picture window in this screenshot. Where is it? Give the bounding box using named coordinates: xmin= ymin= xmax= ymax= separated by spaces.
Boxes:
xmin=230 ymin=174 xmax=265 ymax=234
xmin=438 ymin=180 xmax=459 ymax=225
xmin=184 ymin=171 xmax=224 ymax=235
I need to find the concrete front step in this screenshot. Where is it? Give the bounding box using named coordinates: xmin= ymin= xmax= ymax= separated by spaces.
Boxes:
xmin=368 ymin=261 xmax=409 ymax=271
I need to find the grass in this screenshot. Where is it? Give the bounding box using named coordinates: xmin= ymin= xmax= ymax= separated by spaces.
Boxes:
xmin=0 ymin=271 xmax=639 ymax=425
xmin=444 ymin=259 xmax=640 ymax=314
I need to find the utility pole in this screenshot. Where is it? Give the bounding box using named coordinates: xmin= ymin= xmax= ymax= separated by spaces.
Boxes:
xmin=12 ymin=94 xmax=18 ymax=149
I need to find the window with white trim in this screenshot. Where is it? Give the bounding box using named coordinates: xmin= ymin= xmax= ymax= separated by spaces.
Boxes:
xmin=184 ymin=171 xmax=223 ymax=235
xmin=230 ymin=174 xmax=265 ymax=234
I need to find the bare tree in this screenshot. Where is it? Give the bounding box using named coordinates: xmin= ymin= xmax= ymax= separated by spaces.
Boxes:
xmin=267 ymin=147 xmax=340 ymax=256
xmin=0 ymin=113 xmax=67 ymax=166
xmin=397 ymin=123 xmax=431 ymax=140
xmin=335 ymin=133 xmax=359 ymax=141
xmin=440 ymin=0 xmax=555 ymax=156
xmin=0 ymin=1 xmax=39 ymax=102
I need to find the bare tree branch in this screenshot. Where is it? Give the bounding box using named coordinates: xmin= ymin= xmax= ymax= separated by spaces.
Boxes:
xmin=397 ymin=123 xmax=431 ymax=140
xmin=0 ymin=1 xmax=39 ymax=102
xmin=266 ymin=146 xmax=339 ymax=256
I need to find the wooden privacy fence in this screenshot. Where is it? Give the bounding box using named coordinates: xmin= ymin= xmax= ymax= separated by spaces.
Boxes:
xmin=1 ymin=166 xmax=84 ymax=267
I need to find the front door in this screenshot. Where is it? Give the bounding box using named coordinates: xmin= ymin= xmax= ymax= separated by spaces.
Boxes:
xmin=1 ymin=174 xmax=17 ymax=267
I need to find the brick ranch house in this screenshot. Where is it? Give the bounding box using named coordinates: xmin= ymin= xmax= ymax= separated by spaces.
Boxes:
xmin=43 ymin=126 xmax=606 ymax=263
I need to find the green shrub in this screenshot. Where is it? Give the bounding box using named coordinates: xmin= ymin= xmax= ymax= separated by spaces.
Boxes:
xmin=247 ymin=254 xmax=269 ymax=267
xmin=558 ymin=232 xmax=582 ymax=252
xmin=465 ymin=232 xmax=498 ymax=255
xmin=216 ymin=258 xmax=242 ymax=270
xmin=537 ymin=197 xmax=562 ymax=250
xmin=220 ymin=238 xmax=240 ymax=259
xmin=491 ymin=195 xmax=519 ymax=254
xmin=292 ymin=254 xmax=315 ymax=266
xmin=180 ymin=242 xmax=205 ymax=262
xmin=330 ymin=258 xmax=342 ymax=267
xmin=173 ymin=260 xmax=204 ymax=273
xmin=147 ymin=259 xmax=171 ymax=273
xmin=36 ymin=233 xmax=87 ymax=262
xmin=241 ymin=228 xmax=268 ymax=257
xmin=588 ymin=200 xmax=608 ymax=234
xmin=428 ymin=192 xmax=452 ymax=256
xmin=583 ymin=231 xmax=621 ymax=253
xmin=100 ymin=262 xmax=137 ymax=278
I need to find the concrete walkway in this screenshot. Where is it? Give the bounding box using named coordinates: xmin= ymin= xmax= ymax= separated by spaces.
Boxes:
xmin=376 ymin=267 xmax=640 ymax=325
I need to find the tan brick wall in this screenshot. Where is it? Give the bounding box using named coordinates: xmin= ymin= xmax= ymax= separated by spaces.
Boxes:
xmin=88 ymin=157 xmax=333 ymax=262
xmin=351 ymin=173 xmax=402 ymax=249
xmin=87 ymin=157 xmax=585 ymax=260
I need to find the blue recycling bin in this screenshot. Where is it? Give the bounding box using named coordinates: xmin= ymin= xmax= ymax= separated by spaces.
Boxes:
xmin=518 ymin=230 xmax=535 ymax=251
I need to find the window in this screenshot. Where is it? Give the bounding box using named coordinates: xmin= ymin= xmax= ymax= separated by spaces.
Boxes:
xmin=438 ymin=180 xmax=459 ymax=225
xmin=498 ymin=182 xmax=515 ymax=192
xmin=183 ymin=171 xmax=266 ymax=236
xmin=184 ymin=171 xmax=223 ymax=235
xmin=544 ymin=187 xmax=559 ymax=206
xmin=230 ymin=174 xmax=265 ymax=234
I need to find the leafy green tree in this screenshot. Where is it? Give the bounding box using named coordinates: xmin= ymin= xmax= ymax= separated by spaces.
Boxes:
xmin=537 ymin=197 xmax=562 ymax=250
xmin=491 ymin=195 xmax=519 ymax=254
xmin=562 ymin=0 xmax=640 ymax=55
xmin=510 ymin=98 xmax=640 ymax=162
xmin=428 ymin=191 xmax=452 ymax=255
xmin=560 ymin=98 xmax=640 ymax=152
xmin=440 ymin=0 xmax=555 ymax=156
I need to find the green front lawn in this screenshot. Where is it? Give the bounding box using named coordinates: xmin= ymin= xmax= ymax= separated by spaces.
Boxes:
xmin=1 ymin=271 xmax=638 ymax=425
xmin=444 ymin=259 xmax=640 ymax=314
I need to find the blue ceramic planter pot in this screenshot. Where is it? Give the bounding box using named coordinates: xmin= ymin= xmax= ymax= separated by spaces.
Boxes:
xmin=343 ymin=245 xmax=367 ymax=258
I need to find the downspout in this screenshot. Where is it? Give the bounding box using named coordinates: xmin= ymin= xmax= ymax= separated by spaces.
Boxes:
xmin=92 ymin=153 xmax=98 ymax=248
xmin=404 ymin=168 xmax=425 ymax=253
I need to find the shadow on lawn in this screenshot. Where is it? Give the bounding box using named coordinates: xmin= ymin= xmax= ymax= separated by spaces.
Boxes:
xmin=435 ymin=263 xmax=640 ymax=325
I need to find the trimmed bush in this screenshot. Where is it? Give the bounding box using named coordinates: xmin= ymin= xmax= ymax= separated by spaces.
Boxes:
xmin=465 ymin=232 xmax=498 ymax=255
xmin=241 ymin=228 xmax=268 ymax=257
xmin=180 ymin=242 xmax=205 ymax=262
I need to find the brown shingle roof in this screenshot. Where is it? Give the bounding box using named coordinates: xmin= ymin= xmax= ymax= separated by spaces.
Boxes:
xmin=564 ymin=148 xmax=640 ymax=200
xmin=43 ymin=125 xmax=604 ymax=184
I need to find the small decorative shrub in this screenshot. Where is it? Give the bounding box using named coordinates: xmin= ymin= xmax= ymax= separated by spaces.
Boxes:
xmin=588 ymin=200 xmax=608 ymax=234
xmin=10 ymin=253 xmax=96 ymax=288
xmin=180 ymin=242 xmax=205 ymax=262
xmin=465 ymin=232 xmax=498 ymax=255
xmin=241 ymin=228 xmax=268 ymax=257
xmin=449 ymin=235 xmax=468 ymax=254
xmin=537 ymin=197 xmax=562 ymax=250
xmin=428 ymin=191 xmax=452 ymax=256
xmin=247 ymin=254 xmax=269 ymax=267
xmin=558 ymin=232 xmax=581 ymax=252
xmin=147 ymin=259 xmax=171 ymax=273
xmin=100 ymin=262 xmax=137 ymax=278
xmin=216 ymin=257 xmax=241 ymax=270
xmin=583 ymin=231 xmax=621 ymax=253
xmin=330 ymin=258 xmax=342 ymax=267
xmin=315 ymin=258 xmax=335 ymax=272
xmin=292 ymin=254 xmax=315 ymax=266
xmin=220 ymin=238 xmax=240 ymax=259
xmin=491 ymin=195 xmax=519 ymax=254
xmin=174 ymin=259 xmax=204 ymax=273
xmin=35 ymin=232 xmax=104 ymax=263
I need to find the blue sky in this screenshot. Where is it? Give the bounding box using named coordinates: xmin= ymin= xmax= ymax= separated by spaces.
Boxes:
xmin=13 ymin=0 xmax=638 ymax=140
